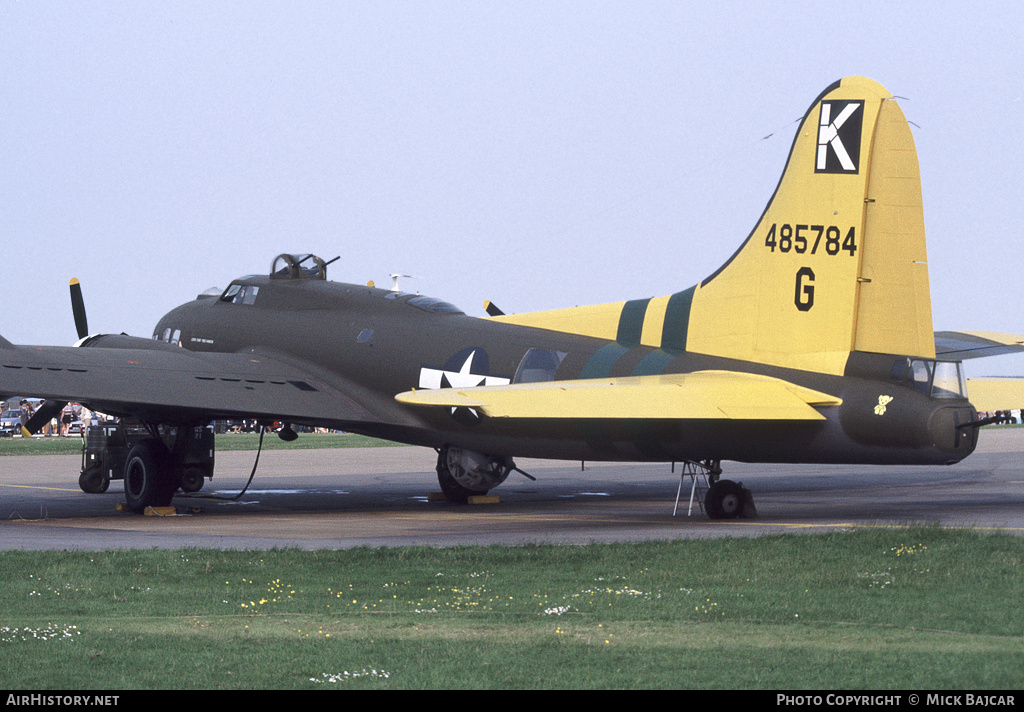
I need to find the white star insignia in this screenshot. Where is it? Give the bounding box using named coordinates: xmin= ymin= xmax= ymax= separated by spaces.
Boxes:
xmin=418 ymin=351 xmax=510 ymax=390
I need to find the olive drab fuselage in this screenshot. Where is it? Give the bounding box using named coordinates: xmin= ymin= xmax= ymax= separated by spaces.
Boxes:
xmin=151 ymin=272 xmax=977 ymax=466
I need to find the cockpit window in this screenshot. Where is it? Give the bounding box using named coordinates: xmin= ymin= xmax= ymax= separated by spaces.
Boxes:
xmin=220 ymin=283 xmax=259 ymax=305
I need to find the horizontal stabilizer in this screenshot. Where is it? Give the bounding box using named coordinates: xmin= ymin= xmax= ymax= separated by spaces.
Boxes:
xmin=935 ymin=331 xmax=1024 ymax=360
xmin=965 ymin=378 xmax=1024 ymax=413
xmin=396 ymin=370 xmax=841 ymax=421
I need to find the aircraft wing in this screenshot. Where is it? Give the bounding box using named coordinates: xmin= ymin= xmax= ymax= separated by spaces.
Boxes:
xmin=964 ymin=378 xmax=1024 ymax=414
xmin=933 ymin=332 xmax=1024 ymax=413
xmin=395 ymin=370 xmax=841 ymax=420
xmin=934 ymin=331 xmax=1024 ymax=360
xmin=0 ymin=339 xmax=375 ymax=426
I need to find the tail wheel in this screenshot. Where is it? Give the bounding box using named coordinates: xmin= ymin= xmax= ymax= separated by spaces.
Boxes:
xmin=124 ymin=438 xmax=176 ymax=512
xmin=704 ymin=479 xmax=746 ymax=520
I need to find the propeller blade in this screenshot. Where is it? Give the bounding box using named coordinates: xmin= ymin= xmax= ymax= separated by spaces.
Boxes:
xmin=70 ymin=278 xmax=88 ymax=339
xmin=21 ymin=399 xmax=66 ymax=437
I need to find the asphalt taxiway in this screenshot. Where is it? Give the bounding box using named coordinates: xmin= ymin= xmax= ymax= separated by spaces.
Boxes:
xmin=1 ymin=430 xmax=1023 ymax=550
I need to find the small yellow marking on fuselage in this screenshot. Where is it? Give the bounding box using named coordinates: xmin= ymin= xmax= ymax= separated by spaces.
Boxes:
xmin=874 ymin=395 xmax=893 ymax=415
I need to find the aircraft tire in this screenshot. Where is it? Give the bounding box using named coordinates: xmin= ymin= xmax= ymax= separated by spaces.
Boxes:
xmin=78 ymin=465 xmax=110 ymax=494
xmin=179 ymin=466 xmax=205 ymax=493
xmin=437 ymin=467 xmax=477 ymax=503
xmin=436 ymin=447 xmax=484 ymax=504
xmin=704 ymin=479 xmax=744 ymax=520
xmin=124 ymin=438 xmax=176 ymax=512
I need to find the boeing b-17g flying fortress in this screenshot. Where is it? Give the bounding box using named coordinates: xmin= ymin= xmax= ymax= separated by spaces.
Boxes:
xmin=3 ymin=77 xmax=1023 ymax=519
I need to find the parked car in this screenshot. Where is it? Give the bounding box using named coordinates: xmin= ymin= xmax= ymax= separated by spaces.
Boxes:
xmin=1 ymin=409 xmax=22 ymax=437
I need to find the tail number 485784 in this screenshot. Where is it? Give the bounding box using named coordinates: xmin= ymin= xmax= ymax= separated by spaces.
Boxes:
xmin=765 ymin=224 xmax=856 ymax=256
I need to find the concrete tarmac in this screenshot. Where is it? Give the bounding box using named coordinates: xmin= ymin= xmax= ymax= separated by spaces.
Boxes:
xmin=1 ymin=429 xmax=1022 ymax=550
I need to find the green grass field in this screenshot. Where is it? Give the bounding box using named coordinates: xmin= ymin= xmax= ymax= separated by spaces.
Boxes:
xmin=0 ymin=528 xmax=1020 ymax=689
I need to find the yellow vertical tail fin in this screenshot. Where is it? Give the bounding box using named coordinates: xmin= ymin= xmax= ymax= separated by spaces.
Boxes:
xmin=494 ymin=77 xmax=935 ymax=374
xmin=684 ymin=76 xmax=934 ymax=373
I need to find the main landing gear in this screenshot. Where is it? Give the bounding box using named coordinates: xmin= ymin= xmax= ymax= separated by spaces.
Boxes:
xmin=435 ymin=445 xmax=514 ymax=503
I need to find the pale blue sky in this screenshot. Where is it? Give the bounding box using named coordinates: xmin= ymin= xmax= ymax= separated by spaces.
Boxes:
xmin=3 ymin=1 xmax=1023 ymax=373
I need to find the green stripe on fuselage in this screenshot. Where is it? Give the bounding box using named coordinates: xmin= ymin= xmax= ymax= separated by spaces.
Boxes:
xmin=616 ymin=298 xmax=650 ymax=347
xmin=661 ymin=286 xmax=695 ymax=352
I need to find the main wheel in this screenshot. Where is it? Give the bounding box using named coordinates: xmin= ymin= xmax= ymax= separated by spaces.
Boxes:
xmin=437 ymin=464 xmax=476 ymax=503
xmin=435 ymin=446 xmax=512 ymax=503
xmin=124 ymin=439 xmax=176 ymax=512
xmin=436 ymin=447 xmax=479 ymax=504
xmin=704 ymin=479 xmax=745 ymax=520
